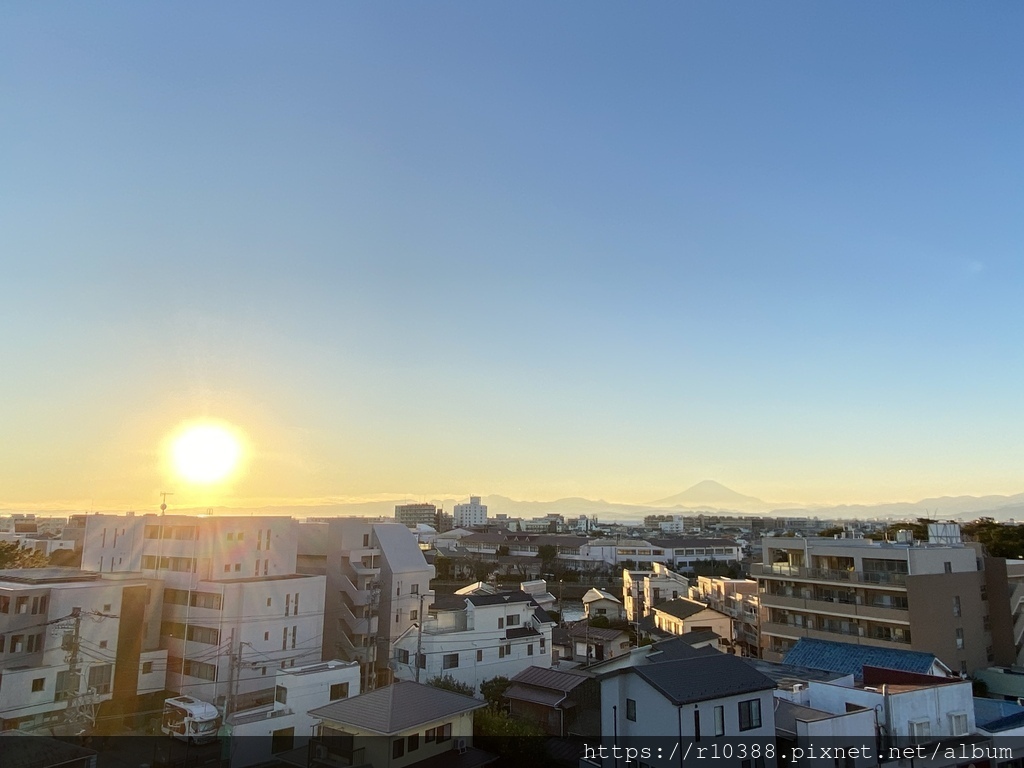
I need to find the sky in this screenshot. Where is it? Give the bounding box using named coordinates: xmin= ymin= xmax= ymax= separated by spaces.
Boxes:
xmin=2 ymin=3 xmax=1023 ymax=511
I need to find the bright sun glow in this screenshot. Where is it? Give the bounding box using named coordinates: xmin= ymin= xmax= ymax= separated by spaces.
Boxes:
xmin=171 ymin=423 xmax=243 ymax=484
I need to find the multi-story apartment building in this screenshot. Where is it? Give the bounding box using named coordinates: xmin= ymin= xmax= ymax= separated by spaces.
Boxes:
xmin=753 ymin=524 xmax=1014 ymax=674
xmin=453 ymin=496 xmax=487 ymax=529
xmin=390 ymin=590 xmax=555 ymax=693
xmin=621 ymin=562 xmax=691 ymax=623
xmin=80 ymin=513 xmax=326 ymax=706
xmin=0 ymin=567 xmax=167 ymax=733
xmin=394 ymin=504 xmax=438 ymax=529
xmin=297 ymin=519 xmax=434 ymax=692
xmin=689 ymin=576 xmax=760 ymax=657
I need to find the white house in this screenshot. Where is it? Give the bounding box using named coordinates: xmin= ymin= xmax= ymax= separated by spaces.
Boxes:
xmin=390 ymin=590 xmax=554 ymax=696
xmin=582 ymin=588 xmax=624 ymax=621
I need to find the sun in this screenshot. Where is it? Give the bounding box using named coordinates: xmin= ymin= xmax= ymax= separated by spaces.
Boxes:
xmin=170 ymin=422 xmax=243 ymax=484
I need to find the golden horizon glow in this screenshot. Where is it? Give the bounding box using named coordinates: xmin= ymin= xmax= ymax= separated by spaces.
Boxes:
xmin=170 ymin=422 xmax=244 ymax=485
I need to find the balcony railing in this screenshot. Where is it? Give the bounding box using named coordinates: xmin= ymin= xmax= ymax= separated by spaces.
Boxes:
xmin=752 ymin=563 xmax=907 ymax=586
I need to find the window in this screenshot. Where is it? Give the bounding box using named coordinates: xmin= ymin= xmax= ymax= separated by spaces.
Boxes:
xmin=949 ymin=713 xmax=968 ymax=736
xmin=540 ymin=638 xmax=546 ymax=651
xmin=984 ymin=614 xmax=992 ymax=630
xmin=282 ymin=627 xmax=288 ymax=651
xmin=99 ymin=640 xmax=107 ymax=649
xmin=32 ymin=678 xmax=45 ymax=692
xmin=944 ymin=562 xmax=952 ymax=573
xmin=410 ymin=610 xmax=418 ymax=621
xmin=0 ymin=596 xmax=8 ymax=613
xmin=626 ymin=699 xmax=636 ymax=721
xmin=234 ymin=563 xmax=241 ymax=571
xmin=362 ymin=534 xmax=370 ymax=547
xmin=396 ymin=648 xmax=410 ymax=664
xmin=237 ymin=532 xmax=244 ymax=540
xmin=425 ymin=727 xmax=435 ymax=743
xmin=738 ymin=699 xmax=761 ymax=731
xmin=417 ymin=653 xmax=426 ymax=669
xmin=443 ymin=653 xmax=459 ymax=669
xmin=437 ymin=723 xmax=452 ymax=743
xmin=411 ymin=584 xmax=419 ymax=594
xmin=714 ymin=705 xmax=724 ymax=737
xmin=291 ymin=626 xmax=297 ymax=649
xmin=477 ymin=649 xmax=483 ymax=662
xmin=275 ymin=686 xmax=288 ymax=705
xmin=392 ymin=739 xmax=405 ymax=759
xmin=264 ymin=631 xmax=270 ymax=641
xmin=528 ymin=644 xmax=534 ymax=656
xmin=54 ymin=670 xmax=70 ymax=701
xmin=285 ymin=594 xmax=291 ymax=616
xmin=16 ymin=597 xmax=29 ymax=613
xmin=909 ymin=719 xmax=931 ymax=743
xmin=506 ymin=614 xmax=520 ymax=626
xmin=408 ymin=733 xmax=419 ymax=752
xmin=88 ymin=664 xmax=112 ymax=694
xmin=498 ymin=618 xmax=504 ymax=629
xmin=955 ymin=627 xmax=964 ymax=649
xmin=330 ymin=682 xmax=349 ymax=701
xmin=952 ymin=596 xmax=961 ymax=617
xmin=142 ymin=661 xmax=153 ymax=674
xmin=11 ymin=635 xmax=24 ymax=653
xmin=224 ymin=564 xmax=231 ymax=572
xmin=228 ymin=532 xmax=234 ymax=540
xmin=271 ymin=727 xmax=294 ymax=755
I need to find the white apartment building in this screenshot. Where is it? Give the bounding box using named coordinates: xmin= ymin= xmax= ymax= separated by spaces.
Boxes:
xmin=296 ymin=519 xmax=434 ymax=692
xmin=453 ymin=496 xmax=487 ymax=529
xmin=390 ymin=591 xmax=555 ymax=695
xmin=228 ymin=659 xmax=360 ymax=768
xmin=0 ymin=567 xmax=167 ymax=733
xmin=80 ymin=513 xmax=326 ymax=706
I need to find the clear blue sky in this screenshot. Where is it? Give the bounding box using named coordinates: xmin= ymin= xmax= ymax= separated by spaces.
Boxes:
xmin=2 ymin=3 xmax=1022 ymax=509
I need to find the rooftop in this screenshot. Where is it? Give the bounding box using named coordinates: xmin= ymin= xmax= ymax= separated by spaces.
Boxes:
xmin=309 ymin=680 xmax=484 ymax=735
xmin=650 ymin=597 xmax=715 ymax=620
xmin=627 ymin=654 xmax=776 ymax=705
xmin=783 ymin=638 xmax=947 ymax=680
xmin=0 ymin=568 xmax=101 ymax=585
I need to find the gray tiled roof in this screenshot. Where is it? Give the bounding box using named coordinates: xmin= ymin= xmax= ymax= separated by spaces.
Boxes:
xmin=309 ymin=680 xmax=484 ymax=735
xmin=651 ymin=598 xmax=713 ymax=620
xmin=509 ymin=665 xmax=592 ymax=692
xmin=629 ymin=654 xmax=775 ymax=705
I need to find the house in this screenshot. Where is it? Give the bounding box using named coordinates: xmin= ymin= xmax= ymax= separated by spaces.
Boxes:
xmin=309 ymin=680 xmax=495 ymax=768
xmin=390 ymin=590 xmax=555 ymax=694
xmin=582 ymin=588 xmax=623 ymax=621
xmin=593 ymin=652 xmax=777 ymax=754
xmin=503 ymin=666 xmax=599 ymax=738
xmin=227 ymin=659 xmax=360 ymax=768
xmin=567 ymin=623 xmax=631 ymax=665
xmin=650 ymin=597 xmax=732 ymax=639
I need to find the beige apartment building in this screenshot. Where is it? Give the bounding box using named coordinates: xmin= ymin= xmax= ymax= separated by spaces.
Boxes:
xmin=752 ymin=524 xmax=1014 ymax=675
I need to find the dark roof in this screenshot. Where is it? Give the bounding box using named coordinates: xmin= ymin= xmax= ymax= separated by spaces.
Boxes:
xmin=628 ymin=654 xmax=775 ymax=705
xmin=504 ymin=684 xmax=566 ymax=708
xmin=0 ymin=731 xmax=97 ymax=768
xmin=783 ymin=638 xmax=943 ymax=680
xmin=506 ymin=626 xmax=540 ymax=639
xmin=650 ymin=598 xmax=713 ymax=620
xmin=309 ymin=680 xmax=484 ymax=734
xmin=646 ymin=635 xmax=721 ymax=661
xmin=466 ymin=590 xmax=534 ymax=607
xmin=533 ymin=607 xmax=553 ymax=624
xmin=0 ymin=568 xmax=100 ymax=585
xmin=552 ymin=627 xmax=571 ymax=646
xmin=509 ymin=666 xmax=592 ymax=692
xmin=568 ymin=624 xmax=629 ymax=641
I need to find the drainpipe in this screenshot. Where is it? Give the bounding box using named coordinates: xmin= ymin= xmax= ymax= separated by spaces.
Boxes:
xmin=677 ymin=705 xmax=684 ymax=768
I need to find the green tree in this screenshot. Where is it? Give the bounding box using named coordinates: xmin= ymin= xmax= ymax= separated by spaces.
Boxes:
xmin=588 ymin=615 xmax=610 ymax=628
xmin=537 ymin=545 xmax=558 ymax=568
xmin=434 ymin=554 xmax=453 ymax=581
xmin=0 ymin=542 xmax=49 ymax=569
xmin=473 ymin=560 xmax=493 ymax=582
xmin=426 ymin=675 xmax=475 ymax=697
xmin=473 ymin=708 xmax=548 ymax=766
xmin=480 ymin=676 xmax=512 ymax=708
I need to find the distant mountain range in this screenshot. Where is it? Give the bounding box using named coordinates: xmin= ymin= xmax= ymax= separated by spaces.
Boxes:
xmin=158 ymin=481 xmax=1024 ymax=523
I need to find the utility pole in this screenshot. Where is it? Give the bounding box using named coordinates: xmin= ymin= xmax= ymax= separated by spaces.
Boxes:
xmin=225 ymin=627 xmax=237 ymax=719
xmin=414 ymin=593 xmax=425 ymax=684
xmin=60 ymin=607 xmax=84 ymax=734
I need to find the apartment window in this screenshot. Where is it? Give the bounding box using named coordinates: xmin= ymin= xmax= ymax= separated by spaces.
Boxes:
xmin=16 ymin=597 xmax=29 ymax=614
xmin=237 ymin=532 xmax=244 ymax=540
xmin=362 ymin=534 xmax=370 ymax=547
xmin=425 ymin=728 xmax=435 ymax=743
xmin=291 ymin=626 xmax=297 ymax=649
xmin=738 ymin=699 xmax=762 ymax=731
xmin=32 ymin=678 xmax=45 ymax=692
xmin=498 ymin=618 xmax=504 ymax=629
xmin=540 ymin=638 xmax=546 ymax=651
xmin=396 ymin=649 xmax=410 ymax=664
xmin=11 ymin=635 xmax=24 ymax=653
xmin=506 ymin=614 xmax=520 ymax=626
xmin=330 ymin=683 xmax=349 ymax=701
xmin=103 ymin=603 xmax=111 ymax=612
xmin=275 ymin=686 xmax=288 ymax=705
xmin=437 ymin=723 xmax=452 ymax=743
xmin=955 ymin=627 xmax=964 ymax=649
xmin=626 ymin=699 xmax=637 ymax=722
xmin=410 ymin=610 xmax=418 ymax=621
xmin=228 ymin=532 xmax=234 ymax=540
xmin=944 ymin=562 xmax=952 ymax=573
xmin=952 ymin=596 xmax=961 ymax=616
xmin=264 ymin=560 xmax=269 ymax=575
xmin=443 ymin=653 xmax=459 ymax=670
xmin=396 ymin=613 xmax=400 ymax=624
xmin=0 ymin=596 xmax=8 ymax=613
xmin=396 ymin=585 xmax=401 ymax=597
xmin=99 ymin=640 xmax=107 ymax=649
xmin=392 ymin=739 xmax=405 ymax=759
xmin=528 ymin=644 xmax=534 ymax=656
xmin=142 ymin=661 xmax=153 ymax=674
xmin=411 ymin=584 xmax=419 ymax=594
xmin=408 ymin=733 xmax=419 ymax=752
xmin=267 ymin=598 xmax=272 ymax=607
xmin=477 ymin=649 xmax=483 ymax=662
xmin=714 ymin=706 xmax=725 ymax=737
xmin=234 ymin=563 xmax=241 ymax=572
xmin=54 ymin=670 xmax=70 ymax=701
xmin=255 ymin=560 xmax=260 ymax=576
xmin=224 ymin=564 xmax=231 ymax=573
xmin=417 ymin=653 xmax=426 ymax=669
xmin=285 ymin=594 xmax=291 ymax=616
xmin=282 ymin=627 xmax=288 ymax=651
xmin=264 ymin=631 xmax=270 ymax=641
xmin=27 ymin=634 xmax=43 ymax=652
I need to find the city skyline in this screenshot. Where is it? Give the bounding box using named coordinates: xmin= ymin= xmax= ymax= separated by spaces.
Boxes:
xmin=3 ymin=4 xmax=1022 ymax=511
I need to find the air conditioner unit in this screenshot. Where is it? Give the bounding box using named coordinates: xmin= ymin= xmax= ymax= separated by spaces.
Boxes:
xmin=313 ymin=744 xmax=329 ymax=760
xmin=454 ymin=738 xmax=468 ymax=755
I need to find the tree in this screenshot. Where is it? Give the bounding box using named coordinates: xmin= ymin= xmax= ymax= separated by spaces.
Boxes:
xmin=473 ymin=708 xmax=548 ymax=766
xmin=588 ymin=615 xmax=610 ymax=628
xmin=48 ymin=548 xmax=82 ymax=568
xmin=473 ymin=560 xmax=493 ymax=582
xmin=0 ymin=542 xmax=49 ymax=569
xmin=537 ymin=545 xmax=558 ymax=568
xmin=434 ymin=554 xmax=453 ymax=581
xmin=426 ymin=675 xmax=475 ymax=697
xmin=480 ymin=676 xmax=512 ymax=708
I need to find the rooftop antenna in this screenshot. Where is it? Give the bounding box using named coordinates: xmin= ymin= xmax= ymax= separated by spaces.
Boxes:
xmin=160 ymin=491 xmax=174 ymax=514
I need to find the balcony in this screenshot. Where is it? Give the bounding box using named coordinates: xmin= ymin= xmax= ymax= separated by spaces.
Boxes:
xmin=337 ymin=602 xmax=378 ymax=636
xmin=759 ymin=592 xmax=910 ymax=623
xmin=338 ymin=572 xmax=373 ymax=606
xmin=334 ymin=632 xmax=373 ymax=665
xmin=760 ymin=619 xmax=911 ymax=646
xmin=752 ymin=563 xmax=907 ymax=588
